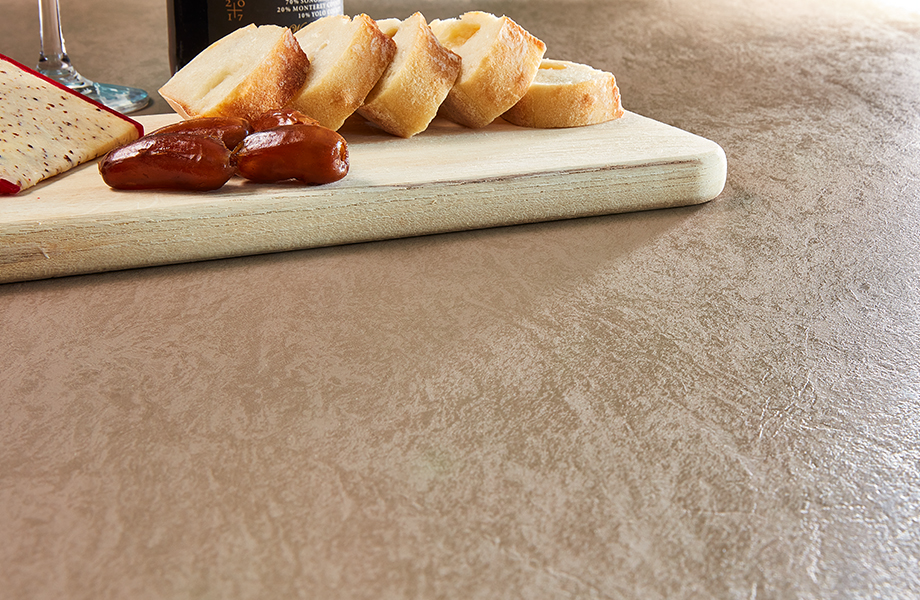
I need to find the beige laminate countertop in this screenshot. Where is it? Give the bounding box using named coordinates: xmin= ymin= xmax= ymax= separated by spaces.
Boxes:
xmin=2 ymin=0 xmax=919 ymax=598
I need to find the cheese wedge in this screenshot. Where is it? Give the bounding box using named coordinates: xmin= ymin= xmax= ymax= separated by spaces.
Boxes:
xmin=0 ymin=54 xmax=143 ymax=195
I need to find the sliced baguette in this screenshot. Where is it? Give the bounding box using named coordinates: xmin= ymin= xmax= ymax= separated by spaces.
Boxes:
xmin=357 ymin=13 xmax=461 ymax=138
xmin=159 ymin=24 xmax=310 ymax=122
xmin=291 ymin=14 xmax=397 ymax=131
xmin=429 ymin=12 xmax=545 ymax=128
xmin=502 ymin=59 xmax=625 ymax=128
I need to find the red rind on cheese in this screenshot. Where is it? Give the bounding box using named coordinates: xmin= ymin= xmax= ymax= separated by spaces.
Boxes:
xmin=0 ymin=53 xmax=144 ymax=195
xmin=0 ymin=178 xmax=21 ymax=195
xmin=0 ymin=54 xmax=144 ymax=138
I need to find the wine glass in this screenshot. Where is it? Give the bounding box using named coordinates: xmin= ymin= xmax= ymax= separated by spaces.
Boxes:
xmin=36 ymin=0 xmax=150 ymax=114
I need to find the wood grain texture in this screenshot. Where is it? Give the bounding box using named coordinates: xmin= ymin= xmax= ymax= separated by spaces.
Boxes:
xmin=0 ymin=112 xmax=725 ymax=283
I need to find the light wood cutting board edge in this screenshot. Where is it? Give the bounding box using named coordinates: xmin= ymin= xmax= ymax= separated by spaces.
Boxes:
xmin=1 ymin=112 xmax=727 ymax=284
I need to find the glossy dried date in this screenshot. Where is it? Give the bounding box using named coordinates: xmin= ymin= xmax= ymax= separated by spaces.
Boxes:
xmin=250 ymin=109 xmax=319 ymax=131
xmin=150 ymin=117 xmax=252 ymax=150
xmin=99 ymin=133 xmax=235 ymax=191
xmin=232 ymin=124 xmax=348 ymax=185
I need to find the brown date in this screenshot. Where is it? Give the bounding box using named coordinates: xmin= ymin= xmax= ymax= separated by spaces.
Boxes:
xmin=99 ymin=133 xmax=235 ymax=191
xmin=150 ymin=116 xmax=252 ymax=150
xmin=250 ymin=109 xmax=319 ymax=131
xmin=232 ymin=124 xmax=348 ymax=185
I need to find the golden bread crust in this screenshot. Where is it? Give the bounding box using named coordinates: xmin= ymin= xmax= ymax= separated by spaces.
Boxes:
xmin=357 ymin=13 xmax=462 ymax=138
xmin=159 ymin=25 xmax=310 ymax=123
xmin=502 ymin=59 xmax=625 ymax=128
xmin=213 ymin=30 xmax=311 ymax=122
xmin=291 ymin=14 xmax=397 ymax=130
xmin=430 ymin=12 xmax=546 ymax=128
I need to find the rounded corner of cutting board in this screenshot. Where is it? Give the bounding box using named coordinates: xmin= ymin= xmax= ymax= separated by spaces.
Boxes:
xmin=698 ymin=139 xmax=728 ymax=204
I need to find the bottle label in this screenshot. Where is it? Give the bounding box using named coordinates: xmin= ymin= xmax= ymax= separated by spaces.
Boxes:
xmin=208 ymin=0 xmax=343 ymax=40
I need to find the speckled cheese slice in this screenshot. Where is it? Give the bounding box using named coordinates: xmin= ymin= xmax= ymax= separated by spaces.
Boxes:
xmin=0 ymin=54 xmax=143 ymax=195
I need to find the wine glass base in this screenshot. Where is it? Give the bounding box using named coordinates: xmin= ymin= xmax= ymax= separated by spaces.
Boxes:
xmin=38 ymin=65 xmax=150 ymax=114
xmin=82 ymin=81 xmax=151 ymax=114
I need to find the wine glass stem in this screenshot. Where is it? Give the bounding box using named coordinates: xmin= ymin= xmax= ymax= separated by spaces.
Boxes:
xmin=35 ymin=0 xmax=151 ymax=113
xmin=37 ymin=0 xmax=95 ymax=93
xmin=38 ymin=0 xmax=68 ymax=70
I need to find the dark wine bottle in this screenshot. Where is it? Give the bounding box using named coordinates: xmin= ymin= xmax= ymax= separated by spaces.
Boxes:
xmin=167 ymin=0 xmax=344 ymax=73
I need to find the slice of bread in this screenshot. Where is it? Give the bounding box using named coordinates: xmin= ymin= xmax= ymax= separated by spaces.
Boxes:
xmin=429 ymin=12 xmax=545 ymax=129
xmin=502 ymin=59 xmax=625 ymax=128
xmin=159 ymin=24 xmax=310 ymax=122
xmin=291 ymin=14 xmax=397 ymax=131
xmin=356 ymin=13 xmax=461 ymax=138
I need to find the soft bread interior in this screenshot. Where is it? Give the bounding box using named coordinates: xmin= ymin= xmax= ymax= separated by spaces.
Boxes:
xmin=532 ymin=59 xmax=605 ymax=85
xmin=296 ymin=17 xmax=344 ymax=76
xmin=162 ymin=24 xmax=288 ymax=116
xmin=197 ymin=28 xmax=283 ymax=110
xmin=370 ymin=17 xmax=412 ymax=94
xmin=376 ymin=18 xmax=400 ymax=37
xmin=292 ymin=14 xmax=396 ymax=129
xmin=502 ymin=58 xmax=623 ymax=128
xmin=430 ymin=13 xmax=503 ymax=83
xmin=428 ymin=11 xmax=545 ymax=128
xmin=296 ymin=15 xmax=364 ymax=88
xmin=356 ymin=12 xmax=461 ymax=137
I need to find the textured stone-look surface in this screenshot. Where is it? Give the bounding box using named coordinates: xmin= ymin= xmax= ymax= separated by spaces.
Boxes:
xmin=1 ymin=0 xmax=919 ymax=598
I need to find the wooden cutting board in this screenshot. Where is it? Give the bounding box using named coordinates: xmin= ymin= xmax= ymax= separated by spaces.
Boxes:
xmin=0 ymin=111 xmax=726 ymax=283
